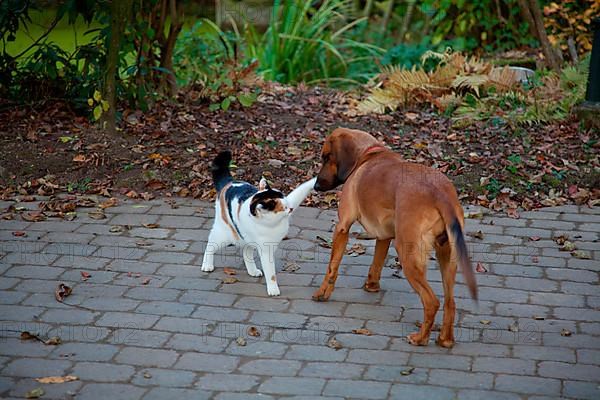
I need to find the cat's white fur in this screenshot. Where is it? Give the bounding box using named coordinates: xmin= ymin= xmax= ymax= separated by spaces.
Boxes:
xmin=201 ymin=177 xmax=316 ymax=296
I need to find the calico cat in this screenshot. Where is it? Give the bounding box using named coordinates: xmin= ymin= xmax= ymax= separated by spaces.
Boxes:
xmin=201 ymin=150 xmax=316 ymax=296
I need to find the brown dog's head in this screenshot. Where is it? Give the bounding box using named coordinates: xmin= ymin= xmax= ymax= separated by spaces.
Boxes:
xmin=315 ymin=128 xmax=382 ymax=191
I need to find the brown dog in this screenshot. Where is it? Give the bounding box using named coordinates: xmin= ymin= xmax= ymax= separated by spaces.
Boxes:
xmin=313 ymin=127 xmax=477 ymax=348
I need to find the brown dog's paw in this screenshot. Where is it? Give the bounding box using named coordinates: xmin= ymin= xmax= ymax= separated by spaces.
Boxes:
xmin=311 ymin=289 xmax=330 ymax=302
xmin=363 ymin=281 xmax=380 ymax=292
xmin=407 ymin=332 xmax=429 ymax=346
xmin=436 ymin=336 xmax=455 ymax=348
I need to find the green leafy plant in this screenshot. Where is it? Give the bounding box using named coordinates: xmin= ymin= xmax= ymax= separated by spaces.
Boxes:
xmin=245 ymin=0 xmax=383 ymax=86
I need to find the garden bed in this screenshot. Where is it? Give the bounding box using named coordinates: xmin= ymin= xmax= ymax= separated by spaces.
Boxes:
xmin=0 ymin=83 xmax=598 ymax=216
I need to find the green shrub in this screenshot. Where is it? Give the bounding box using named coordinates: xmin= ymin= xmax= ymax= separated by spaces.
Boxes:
xmin=246 ymin=0 xmax=383 ymax=86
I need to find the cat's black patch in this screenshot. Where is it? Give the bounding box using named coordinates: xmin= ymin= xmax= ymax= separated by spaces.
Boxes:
xmin=250 ymin=189 xmax=285 ymax=216
xmin=225 ymin=182 xmax=258 ymax=239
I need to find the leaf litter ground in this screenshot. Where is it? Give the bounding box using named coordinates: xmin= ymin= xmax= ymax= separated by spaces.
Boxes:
xmin=0 ymin=84 xmax=597 ymax=216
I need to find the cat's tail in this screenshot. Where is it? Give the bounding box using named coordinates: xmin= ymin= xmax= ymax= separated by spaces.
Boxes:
xmin=212 ymin=151 xmax=233 ymax=192
xmin=285 ymin=177 xmax=317 ymax=211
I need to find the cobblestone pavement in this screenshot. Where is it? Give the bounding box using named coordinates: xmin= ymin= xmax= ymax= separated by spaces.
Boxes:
xmin=0 ymin=196 xmax=598 ymax=399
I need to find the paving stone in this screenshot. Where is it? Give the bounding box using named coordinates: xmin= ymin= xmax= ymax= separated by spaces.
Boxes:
xmin=513 ymin=345 xmax=576 ymax=363
xmin=495 ymin=375 xmax=561 ymax=396
xmin=164 ymin=277 xmax=221 ymax=291
xmin=78 ymin=383 xmax=147 ymax=400
xmin=233 ymin=296 xmax=291 ymax=312
xmin=364 ymin=365 xmax=428 ymax=384
xmin=49 ymin=342 xmax=120 ymax=362
xmin=0 ymin=305 xmax=44 ymax=321
xmin=347 ymin=349 xmax=409 ymax=365
xmin=132 ymin=368 xmax=196 ymax=387
xmin=290 ymin=299 xmax=346 ymax=316
xmin=530 ymin=292 xmax=585 ymax=307
xmin=72 ymin=362 xmax=135 ymax=382
xmin=2 ymin=358 xmax=72 ymax=377
xmin=323 ymin=379 xmax=390 ymax=399
xmin=563 ymin=380 xmax=600 ymax=400
xmin=40 ymin=308 xmax=98 ymax=324
xmin=166 ymin=333 xmax=229 ymax=353
xmin=96 ymin=312 xmax=159 ymax=329
xmin=389 ymin=384 xmax=456 ymax=400
xmin=226 ymin=340 xmax=288 ymax=358
xmin=238 ymin=359 xmax=302 ymax=376
xmin=472 ymin=356 xmax=535 ymax=374
xmin=175 ymin=353 xmax=239 ymax=372
xmin=142 ymin=387 xmax=211 ymax=400
xmin=0 ymin=338 xmax=54 ymax=358
xmin=5 ymin=265 xmax=65 ymax=279
xmin=538 ymin=361 xmax=600 ymax=381
xmin=125 ymin=286 xmax=180 ymax=301
xmin=192 ymin=305 xmax=250 ymax=322
xmin=136 ymin=301 xmax=196 ymax=317
xmin=427 ymin=369 xmax=493 ymax=389
xmin=300 ymin=362 xmax=364 ymax=379
xmin=330 ymin=333 xmax=389 ymax=350
xmin=258 ymin=377 xmax=326 ymax=396
xmin=145 ymin=251 xmax=195 ymax=264
xmin=158 ymin=215 xmax=205 ymax=229
xmin=249 ymin=311 xmax=307 ymax=327
xmin=0 ymin=290 xmax=28 ymax=304
xmin=285 ymin=344 xmax=347 ymax=362
xmin=457 ymin=389 xmax=522 ymax=400
xmin=109 ymin=328 xmax=171 ymax=348
xmin=8 ymin=377 xmax=82 ymax=399
xmin=115 ymin=347 xmax=179 ymax=367
xmin=409 ymin=353 xmax=472 ymax=371
xmin=196 ymin=373 xmax=259 ymax=392
xmin=179 ymin=290 xmax=237 ymax=307
xmin=80 ymin=297 xmax=140 ymax=311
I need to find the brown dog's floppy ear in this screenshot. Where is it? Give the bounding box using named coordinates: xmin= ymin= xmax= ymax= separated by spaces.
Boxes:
xmin=335 ymin=138 xmax=359 ymax=183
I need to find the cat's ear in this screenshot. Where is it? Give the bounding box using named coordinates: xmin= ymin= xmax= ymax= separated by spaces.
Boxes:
xmin=259 ymin=177 xmax=270 ymax=191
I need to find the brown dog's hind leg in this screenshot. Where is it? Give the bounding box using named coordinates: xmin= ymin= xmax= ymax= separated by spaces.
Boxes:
xmin=312 ymin=223 xmax=350 ymax=302
xmin=364 ymin=238 xmax=391 ymax=292
xmin=434 ymin=240 xmax=457 ymax=348
xmin=396 ymin=234 xmax=439 ymax=346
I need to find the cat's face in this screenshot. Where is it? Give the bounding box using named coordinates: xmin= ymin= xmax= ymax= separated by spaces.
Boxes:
xmin=249 ymin=178 xmax=290 ymax=218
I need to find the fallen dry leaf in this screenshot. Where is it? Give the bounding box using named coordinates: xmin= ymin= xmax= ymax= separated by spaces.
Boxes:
xmin=12 ymin=231 xmax=26 ymax=237
xmin=54 ymin=283 xmax=72 ymax=302
xmin=143 ymin=371 xmax=152 ymax=379
xmin=529 ymin=236 xmax=541 ymax=241
xmin=22 ymin=211 xmax=46 ymax=222
xmin=80 ymin=271 xmax=91 ymax=281
xmin=44 ymin=336 xmax=61 ymax=345
xmin=480 ymin=320 xmax=491 ymax=325
xmin=327 ymin=336 xmax=343 ymax=350
xmin=141 ymin=278 xmax=151 ymax=285
xmin=98 ymin=198 xmax=118 ymax=209
xmin=571 ymin=250 xmax=591 ymax=259
xmin=560 ymin=328 xmax=572 ymax=337
xmin=400 ymin=367 xmax=415 ymax=376
xmin=508 ymin=322 xmax=519 ymax=332
xmin=35 ymin=375 xmax=78 ymax=384
xmin=475 ymin=262 xmax=487 ymax=273
xmin=282 ymin=262 xmax=300 ymax=273
xmin=88 ymin=211 xmax=106 ymax=220
xmin=223 ymin=267 xmax=237 ymax=276
xmin=352 ymin=328 xmax=373 ymax=336
xmin=25 ymin=388 xmax=44 ymax=399
xmin=316 ymin=235 xmax=333 ymax=248
xmin=247 ymin=326 xmax=260 ymax=337
xmin=222 ymin=277 xmax=238 ymax=284
xmin=347 ymin=243 xmax=367 ymax=256
xmin=236 ymin=337 xmax=247 ymax=346
xmin=467 ymin=231 xmax=484 ymax=240
xmin=143 ymin=223 xmax=160 ymax=229
xmin=560 ymin=241 xmax=576 ymax=251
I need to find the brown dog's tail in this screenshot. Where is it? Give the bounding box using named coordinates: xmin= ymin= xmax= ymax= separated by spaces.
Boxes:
xmin=437 ymin=199 xmax=478 ymax=300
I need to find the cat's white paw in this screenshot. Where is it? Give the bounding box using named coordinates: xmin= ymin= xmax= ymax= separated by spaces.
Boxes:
xmin=201 ymin=264 xmax=214 ymax=272
xmin=267 ymin=284 xmax=280 ymax=296
xmin=248 ymin=269 xmax=263 ymax=277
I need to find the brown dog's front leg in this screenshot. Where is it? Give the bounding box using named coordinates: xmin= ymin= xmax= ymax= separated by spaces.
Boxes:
xmin=312 ymin=224 xmax=350 ymax=302
xmin=364 ymin=238 xmax=391 ymax=292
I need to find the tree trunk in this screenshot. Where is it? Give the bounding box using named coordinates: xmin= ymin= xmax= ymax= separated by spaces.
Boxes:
xmin=159 ymin=0 xmax=183 ymax=96
xmin=103 ymin=0 xmax=133 ymax=134
xmin=517 ymin=0 xmax=562 ymax=71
